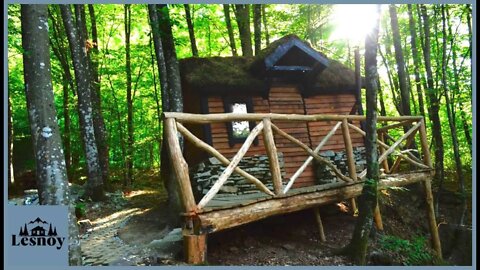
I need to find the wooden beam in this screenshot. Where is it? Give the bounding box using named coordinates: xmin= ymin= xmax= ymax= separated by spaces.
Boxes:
xmin=271 ymin=123 xmax=352 ymax=183
xmin=341 ymin=119 xmax=358 ymax=214
xmin=262 ymin=118 xmax=284 ymax=195
xmin=163 ymin=112 xmax=423 ymax=124
xmin=197 ymin=171 xmax=432 ymax=233
xmin=283 ymin=122 xmax=342 ymax=193
xmin=374 ymin=203 xmax=384 ymax=231
xmin=377 ymin=119 xmax=415 ymax=132
xmin=378 ymin=122 xmax=421 ymax=163
xmin=164 ymin=118 xmax=197 ymax=214
xmin=313 ymin=208 xmax=326 ymax=242
xmin=197 ymin=122 xmax=264 ymax=209
xmin=378 ymin=132 xmax=390 ymax=173
xmin=176 ymin=122 xmax=274 ymax=196
xmin=348 ymin=123 xmax=429 ymax=171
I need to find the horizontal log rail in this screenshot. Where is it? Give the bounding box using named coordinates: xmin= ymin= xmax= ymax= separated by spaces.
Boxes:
xmin=163 ymin=112 xmax=433 ymax=213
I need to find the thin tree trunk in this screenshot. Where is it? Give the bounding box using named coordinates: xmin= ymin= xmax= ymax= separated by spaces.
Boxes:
xmin=378 ymin=46 xmax=401 ymax=114
xmin=234 ymin=4 xmax=253 ymax=57
xmin=262 ymin=5 xmax=270 ymax=46
xmin=389 ymin=4 xmax=411 ymax=117
xmin=223 ymin=4 xmax=238 ymax=56
xmin=184 ymin=4 xmax=199 ymax=57
xmin=253 ymin=4 xmax=261 ymax=55
xmin=345 ymin=5 xmax=381 ymax=265
xmin=87 ymin=4 xmax=110 ymax=190
xmin=407 ymin=4 xmax=426 ymax=118
xmin=441 ymin=5 xmax=466 ymax=225
xmin=62 ymin=73 xmax=72 ymax=181
xmin=156 ymin=4 xmax=185 ymax=226
xmin=420 ymin=4 xmax=445 ymax=214
xmin=124 ymin=4 xmax=134 ymax=190
xmin=377 ymin=74 xmax=387 ymax=117
xmin=61 ymin=4 xmax=104 ymax=201
xmin=148 ymin=34 xmax=163 ymax=168
xmin=22 ymin=5 xmax=82 ymax=264
xmin=8 ymin=96 xmax=14 ymax=188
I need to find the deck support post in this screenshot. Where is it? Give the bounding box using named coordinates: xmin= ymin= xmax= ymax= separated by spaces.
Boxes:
xmin=418 ymin=119 xmax=442 ymax=258
xmin=183 ymin=232 xmax=207 ymax=264
xmin=341 ymin=119 xmax=358 ymax=214
xmin=313 ymin=207 xmax=326 ymax=242
xmin=373 ymin=202 xmax=384 ymax=230
xmin=263 ymin=118 xmax=283 ymax=195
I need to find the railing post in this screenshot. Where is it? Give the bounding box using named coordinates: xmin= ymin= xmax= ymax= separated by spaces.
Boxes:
xmin=341 ymin=118 xmax=357 ymax=213
xmin=378 ymin=131 xmax=390 ymax=173
xmin=263 ymin=118 xmax=283 ymax=195
xmin=418 ymin=119 xmax=433 ymax=169
xmin=418 ymin=118 xmax=442 ymax=258
xmin=164 ymin=117 xmax=197 ymax=214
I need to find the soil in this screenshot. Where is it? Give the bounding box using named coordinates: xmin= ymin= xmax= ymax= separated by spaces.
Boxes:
xmin=75 ymin=178 xmax=471 ymax=266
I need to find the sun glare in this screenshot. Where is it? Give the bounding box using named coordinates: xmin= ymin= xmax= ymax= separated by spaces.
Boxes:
xmin=329 ymin=4 xmax=382 ymax=44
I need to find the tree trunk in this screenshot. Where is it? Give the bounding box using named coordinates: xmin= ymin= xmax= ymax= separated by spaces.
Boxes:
xmin=87 ymin=4 xmax=110 ymax=190
xmin=124 ymin=4 xmax=134 ymax=190
xmin=156 ymin=4 xmax=185 ymax=226
xmin=441 ymin=5 xmax=466 ymax=225
xmin=184 ymin=4 xmax=199 ymax=57
xmin=253 ymin=4 xmax=261 ymax=55
xmin=22 ymin=5 xmax=82 ymax=265
xmin=148 ymin=34 xmax=163 ymax=169
xmin=262 ymin=5 xmax=270 ymax=46
xmin=377 ymin=74 xmax=387 ymax=117
xmin=407 ymin=4 xmax=426 ymax=118
xmin=346 ymin=5 xmax=381 ymax=265
xmin=420 ymin=4 xmax=445 ymax=213
xmin=8 ymin=96 xmax=14 ymax=188
xmin=389 ymin=4 xmax=411 ymax=117
xmin=61 ymin=4 xmax=104 ymax=201
xmin=62 ymin=74 xmax=72 ymax=181
xmin=234 ymin=4 xmax=253 ymax=57
xmin=223 ymin=4 xmax=238 ymax=56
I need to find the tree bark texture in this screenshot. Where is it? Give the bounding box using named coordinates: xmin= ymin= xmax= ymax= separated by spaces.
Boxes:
xmin=223 ymin=4 xmax=238 ymax=56
xmin=234 ymin=4 xmax=253 ymax=57
xmin=261 ymin=5 xmax=270 ymax=45
xmin=124 ymin=4 xmax=134 ymax=190
xmin=61 ymin=4 xmax=104 ymax=201
xmin=253 ymin=4 xmax=262 ymax=55
xmin=347 ymin=4 xmax=381 ymax=265
xmin=87 ymin=4 xmax=110 ymax=190
xmin=420 ymin=5 xmax=445 ymax=201
xmin=184 ymin=4 xmax=199 ymax=57
xmin=22 ymin=4 xmax=82 ymax=264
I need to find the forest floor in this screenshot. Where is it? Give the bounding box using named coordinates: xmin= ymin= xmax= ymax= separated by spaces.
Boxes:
xmin=72 ymin=170 xmax=472 ymax=266
xmin=9 ymin=169 xmax=471 ymax=266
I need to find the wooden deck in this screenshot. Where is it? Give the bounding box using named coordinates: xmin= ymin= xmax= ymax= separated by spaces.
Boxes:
xmin=163 ymin=112 xmax=442 ymax=263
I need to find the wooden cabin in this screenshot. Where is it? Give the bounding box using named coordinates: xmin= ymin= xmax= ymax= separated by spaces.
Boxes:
xmin=165 ymin=35 xmax=440 ymax=264
xmin=179 ymin=35 xmax=365 ymax=198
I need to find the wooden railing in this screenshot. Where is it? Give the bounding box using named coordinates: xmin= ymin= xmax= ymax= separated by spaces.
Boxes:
xmin=163 ymin=112 xmax=433 ymax=215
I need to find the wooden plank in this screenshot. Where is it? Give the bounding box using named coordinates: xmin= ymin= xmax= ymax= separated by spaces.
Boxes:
xmin=197 ymin=171 xmax=432 ymax=232
xmin=197 ymin=122 xmax=264 ymax=209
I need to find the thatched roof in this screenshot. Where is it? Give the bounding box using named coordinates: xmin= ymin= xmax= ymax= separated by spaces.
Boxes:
xmin=179 ymin=35 xmax=361 ymax=96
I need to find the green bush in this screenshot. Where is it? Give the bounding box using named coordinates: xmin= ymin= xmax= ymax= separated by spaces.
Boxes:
xmin=379 ymin=235 xmax=434 ymax=266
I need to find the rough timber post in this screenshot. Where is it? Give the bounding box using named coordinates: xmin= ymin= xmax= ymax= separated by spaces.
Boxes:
xmin=341 ymin=119 xmax=358 ymax=214
xmin=184 ymin=233 xmax=207 ymax=264
xmin=419 ymin=119 xmax=442 ymax=258
xmin=263 ymin=118 xmax=283 ymax=195
xmin=313 ymin=208 xmax=326 ymax=242
xmin=378 ymin=132 xmax=390 ymax=173
xmin=164 ymin=117 xmax=196 ymax=213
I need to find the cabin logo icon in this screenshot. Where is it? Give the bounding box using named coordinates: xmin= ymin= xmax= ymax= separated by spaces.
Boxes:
xmin=12 ymin=217 xmax=66 ymax=250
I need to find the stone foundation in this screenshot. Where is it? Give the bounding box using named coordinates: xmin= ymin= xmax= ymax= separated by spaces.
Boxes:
xmin=314 ymin=146 xmax=366 ymax=185
xmin=189 ymin=153 xmax=285 ymax=199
